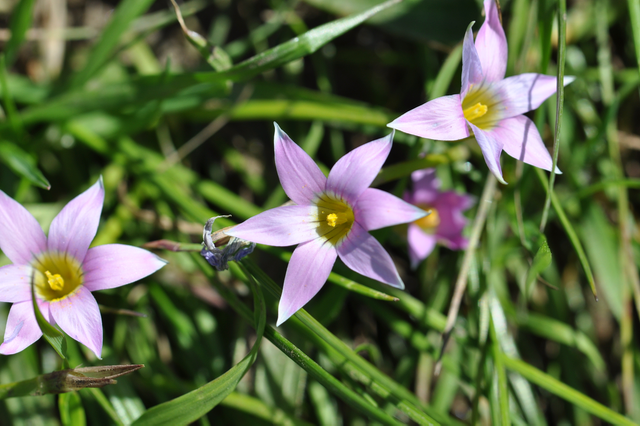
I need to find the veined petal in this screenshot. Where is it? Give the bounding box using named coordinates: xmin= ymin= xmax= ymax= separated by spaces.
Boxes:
xmin=0 ymin=265 xmax=33 ymax=303
xmin=387 ymin=95 xmax=469 ymax=141
xmin=493 ymin=115 xmax=561 ymax=173
xmin=0 ymin=190 xmax=47 ymax=265
xmin=326 ymin=133 xmax=393 ymax=205
xmin=0 ymin=300 xmax=47 ymax=355
xmin=355 ymin=188 xmax=427 ymax=231
xmin=469 ymin=122 xmax=507 ymax=184
xmin=83 ymin=245 xmax=167 ymax=292
xmin=274 ymin=123 xmax=327 ymax=205
xmin=475 ymin=0 xmax=507 ymax=82
xmin=407 ymin=224 xmax=437 ymax=270
xmin=461 ymin=21 xmax=484 ymax=97
xmin=337 ymin=222 xmax=404 ymax=289
xmin=276 ymin=239 xmax=337 ymax=326
xmin=496 ymin=74 xmax=575 ymax=118
xmin=48 ymin=178 xmax=105 ymax=263
xmin=406 ymin=169 xmax=441 ymax=205
xmin=50 ymin=286 xmax=103 ymax=359
xmin=226 ymin=205 xmax=321 ymax=246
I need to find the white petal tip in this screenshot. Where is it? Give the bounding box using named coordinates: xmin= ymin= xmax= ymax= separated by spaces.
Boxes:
xmin=563 ymin=76 xmax=576 ymax=86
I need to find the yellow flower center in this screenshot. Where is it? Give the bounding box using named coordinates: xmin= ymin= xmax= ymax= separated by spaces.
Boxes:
xmin=33 ymin=252 xmax=83 ymax=302
xmin=463 ymin=102 xmax=488 ymax=122
xmin=414 ymin=205 xmax=440 ymax=232
xmin=315 ymin=194 xmax=355 ymax=246
xmin=45 ymin=271 xmax=65 ymax=291
xmin=461 ymin=84 xmax=501 ymax=130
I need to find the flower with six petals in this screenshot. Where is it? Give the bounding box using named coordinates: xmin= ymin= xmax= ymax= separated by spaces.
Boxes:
xmin=226 ymin=123 xmax=428 ymax=325
xmin=404 ymin=169 xmax=474 ymax=269
xmin=388 ymin=0 xmax=574 ymax=184
xmin=0 ymin=178 xmax=167 ymax=358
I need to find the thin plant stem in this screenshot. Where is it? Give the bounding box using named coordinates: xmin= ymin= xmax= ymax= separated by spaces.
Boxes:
xmin=539 ymin=0 xmax=566 ymax=232
xmin=435 ymin=173 xmax=497 ymax=375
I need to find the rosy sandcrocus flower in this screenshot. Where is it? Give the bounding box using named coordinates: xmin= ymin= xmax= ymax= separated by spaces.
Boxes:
xmin=226 ymin=123 xmax=427 ymax=325
xmin=0 ymin=178 xmax=167 ymax=358
xmin=404 ymin=169 xmax=474 ymax=269
xmin=388 ymin=0 xmax=574 ymax=184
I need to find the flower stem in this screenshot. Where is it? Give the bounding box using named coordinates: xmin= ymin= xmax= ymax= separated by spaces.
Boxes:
xmin=539 ymin=0 xmax=567 ymax=233
xmin=435 ymin=173 xmax=497 ymax=375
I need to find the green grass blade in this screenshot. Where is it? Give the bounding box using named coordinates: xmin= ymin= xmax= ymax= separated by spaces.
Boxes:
xmin=132 ymin=270 xmax=266 ymax=425
xmin=0 ymin=141 xmax=50 ymax=189
xmin=429 ymin=43 xmax=462 ymax=100
xmin=502 ymin=355 xmax=636 ymax=426
xmin=539 ymin=0 xmax=567 ymax=232
xmin=70 ymin=0 xmax=156 ymax=88
xmin=3 ymin=0 xmax=36 ymax=66
xmin=629 ymin=0 xmax=640 ymax=74
xmin=59 ymin=392 xmax=86 ymax=426
xmin=535 ymin=167 xmax=597 ymax=298
xmin=210 ymin=0 xmax=401 ymax=82
xmin=490 ymin=317 xmax=510 ymax=426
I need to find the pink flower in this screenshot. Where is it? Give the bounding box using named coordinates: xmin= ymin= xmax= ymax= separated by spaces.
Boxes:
xmin=0 ymin=179 xmax=167 ymax=358
xmin=404 ymin=169 xmax=474 ymax=269
xmin=388 ymin=0 xmax=574 ymax=184
xmin=226 ymin=123 xmax=427 ymax=325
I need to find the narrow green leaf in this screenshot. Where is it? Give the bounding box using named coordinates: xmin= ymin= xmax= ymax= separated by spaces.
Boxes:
xmin=524 ymin=234 xmax=552 ymax=297
xmin=211 ymin=0 xmax=402 ymax=82
xmin=490 ymin=317 xmax=510 ymax=426
xmin=0 ymin=141 xmax=50 ymax=189
xmin=3 ymin=0 xmax=36 ymax=66
xmin=373 ymin=147 xmax=468 ymax=186
xmin=70 ymin=0 xmax=156 ymax=88
xmin=535 ymin=168 xmax=597 ymax=298
xmin=429 ymin=43 xmax=462 ymax=100
xmin=132 ymin=266 xmax=266 ymax=426
xmin=30 ymin=270 xmax=67 ymax=360
xmin=0 ymin=55 xmax=23 ymax=134
xmin=629 ymin=0 xmax=640 ymax=74
xmin=59 ymin=392 xmax=86 ymax=426
xmin=86 ymin=388 xmax=125 ymax=426
xmin=502 ymin=355 xmax=636 ymax=426
xmin=169 ymin=0 xmax=232 ymax=71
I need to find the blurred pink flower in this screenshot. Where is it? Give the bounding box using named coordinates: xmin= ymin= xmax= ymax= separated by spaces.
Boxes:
xmin=404 ymin=169 xmax=474 ymax=269
xmin=0 ymin=178 xmax=167 ymax=358
xmin=388 ymin=0 xmax=573 ymax=184
xmin=227 ymin=123 xmax=427 ymax=325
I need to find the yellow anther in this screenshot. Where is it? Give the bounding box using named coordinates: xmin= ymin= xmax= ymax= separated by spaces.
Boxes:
xmin=45 ymin=271 xmax=65 ymax=291
xmin=326 ymin=212 xmax=348 ymax=227
xmin=463 ymin=102 xmax=488 ymax=122
xmin=415 ymin=208 xmax=441 ymax=230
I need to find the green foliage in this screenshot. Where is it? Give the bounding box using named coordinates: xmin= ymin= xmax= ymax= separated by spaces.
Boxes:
xmin=0 ymin=0 xmax=639 ymax=424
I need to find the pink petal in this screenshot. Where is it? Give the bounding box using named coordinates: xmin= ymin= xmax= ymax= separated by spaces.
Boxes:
xmin=0 ymin=190 xmax=47 ymax=265
xmin=434 ymin=192 xmax=472 ymax=247
xmin=407 ymin=224 xmax=437 ymax=270
xmin=337 ymin=222 xmax=404 ymax=289
xmin=354 ymin=188 xmax=427 ymax=231
xmin=326 ymin=133 xmax=393 ymax=205
xmin=469 ymin=123 xmax=507 ymax=184
xmin=0 ymin=300 xmax=47 ymax=355
xmin=496 ymin=74 xmax=575 ymax=118
xmin=406 ymin=168 xmax=441 ymax=205
xmin=461 ymin=22 xmax=484 ymax=97
xmin=49 ymin=286 xmax=103 ymax=359
xmin=277 ymin=238 xmax=337 ymax=326
xmin=48 ymin=178 xmax=105 ymax=263
xmin=493 ymin=115 xmax=561 ymax=173
xmin=475 ymin=0 xmax=507 ymax=82
xmin=387 ymin=95 xmax=469 ymax=141
xmin=226 ymin=205 xmax=321 ymax=246
xmin=0 ymin=265 xmax=33 ymax=303
xmin=82 ymin=244 xmax=167 ymax=292
xmin=274 ymin=123 xmax=327 ymax=205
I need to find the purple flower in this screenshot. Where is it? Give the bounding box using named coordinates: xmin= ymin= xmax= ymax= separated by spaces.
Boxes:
xmin=387 ymin=0 xmax=574 ymax=184
xmin=0 ymin=178 xmax=167 ymax=358
xmin=226 ymin=123 xmax=427 ymax=325
xmin=404 ymin=169 xmax=474 ymax=269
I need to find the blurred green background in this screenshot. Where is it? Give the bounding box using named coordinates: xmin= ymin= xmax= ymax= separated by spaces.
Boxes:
xmin=0 ymin=0 xmax=639 ymax=424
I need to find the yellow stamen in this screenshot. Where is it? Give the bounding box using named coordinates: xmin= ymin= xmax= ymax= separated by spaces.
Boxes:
xmin=326 ymin=212 xmax=348 ymax=227
xmin=414 ymin=208 xmax=440 ymax=230
xmin=45 ymin=270 xmax=65 ymax=291
xmin=463 ymin=102 xmax=488 ymax=122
